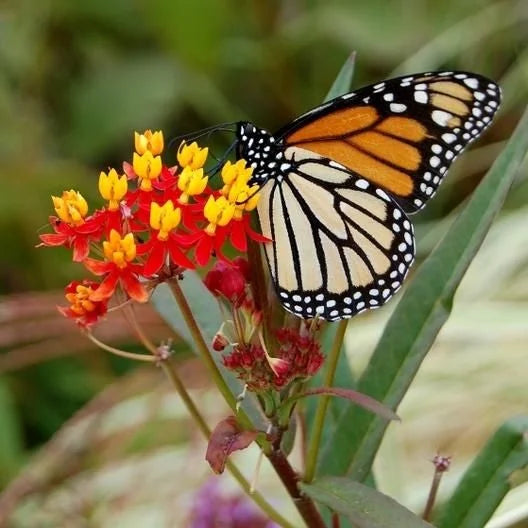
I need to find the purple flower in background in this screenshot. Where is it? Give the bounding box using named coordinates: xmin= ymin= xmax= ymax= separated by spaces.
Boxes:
xmin=190 ymin=479 xmax=279 ymax=528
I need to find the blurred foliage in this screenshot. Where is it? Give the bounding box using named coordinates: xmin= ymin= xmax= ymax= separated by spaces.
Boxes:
xmin=0 ymin=0 xmax=527 ymax=525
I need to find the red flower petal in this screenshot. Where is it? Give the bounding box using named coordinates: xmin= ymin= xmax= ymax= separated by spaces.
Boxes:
xmin=38 ymin=233 xmax=69 ymax=246
xmin=143 ymin=241 xmax=167 ymax=276
xmin=90 ymin=272 xmax=119 ymax=301
xmin=195 ymin=235 xmax=214 ymax=266
xmin=83 ymin=258 xmax=113 ymax=275
xmin=230 ymin=220 xmax=247 ymax=252
xmin=167 ymin=241 xmax=195 ymax=269
xmin=135 ymin=237 xmax=155 ymax=255
xmin=72 ymin=236 xmax=90 ymax=262
xmin=121 ymin=272 xmax=149 ymax=302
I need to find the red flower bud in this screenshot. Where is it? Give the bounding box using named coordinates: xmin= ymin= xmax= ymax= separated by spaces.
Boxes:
xmin=212 ymin=332 xmax=229 ymax=351
xmin=232 ymin=256 xmax=250 ymax=281
xmin=204 ymin=260 xmax=247 ymax=305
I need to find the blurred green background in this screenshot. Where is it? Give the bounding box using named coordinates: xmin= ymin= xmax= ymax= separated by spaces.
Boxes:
xmin=0 ymin=0 xmax=527 ymax=526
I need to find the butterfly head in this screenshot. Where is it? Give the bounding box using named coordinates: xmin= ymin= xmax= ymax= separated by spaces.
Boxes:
xmin=236 ymin=122 xmax=281 ymax=185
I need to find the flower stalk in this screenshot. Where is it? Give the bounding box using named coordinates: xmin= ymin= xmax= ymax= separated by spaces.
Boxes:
xmin=304 ymin=319 xmax=349 ymax=483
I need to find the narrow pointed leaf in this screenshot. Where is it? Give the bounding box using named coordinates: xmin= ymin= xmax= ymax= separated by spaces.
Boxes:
xmin=324 ymin=52 xmax=356 ymax=102
xmin=320 ymin=107 xmax=528 ymax=480
xmin=301 ymin=477 xmax=433 ymax=528
xmin=436 ymin=415 xmax=528 ymax=528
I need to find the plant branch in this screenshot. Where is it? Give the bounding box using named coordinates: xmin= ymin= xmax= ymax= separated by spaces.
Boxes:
xmin=160 ymin=358 xmax=294 ymax=528
xmin=85 ymin=331 xmax=157 ymax=362
xmin=167 ymin=278 xmax=241 ymax=414
xmin=267 ymin=447 xmax=326 ymax=528
xmin=304 ymin=319 xmax=348 ymax=483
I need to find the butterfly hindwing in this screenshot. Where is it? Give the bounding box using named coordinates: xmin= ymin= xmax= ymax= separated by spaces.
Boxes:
xmin=277 ymin=71 xmax=501 ymax=213
xmin=256 ymin=146 xmax=415 ymax=321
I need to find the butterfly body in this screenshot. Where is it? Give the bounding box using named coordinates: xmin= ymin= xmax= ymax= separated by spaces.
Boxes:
xmin=236 ymin=71 xmax=501 ymax=320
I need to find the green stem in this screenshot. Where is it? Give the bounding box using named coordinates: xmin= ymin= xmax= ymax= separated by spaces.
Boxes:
xmin=304 ymin=319 xmax=348 ymax=483
xmin=160 ymin=359 xmax=294 ymax=528
xmin=85 ymin=332 xmax=157 ymax=362
xmin=167 ymin=279 xmax=240 ymax=412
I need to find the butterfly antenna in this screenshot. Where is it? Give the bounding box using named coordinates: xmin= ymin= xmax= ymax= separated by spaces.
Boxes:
xmin=168 ymin=122 xmax=237 ymax=150
xmin=208 ymin=138 xmax=238 ymax=176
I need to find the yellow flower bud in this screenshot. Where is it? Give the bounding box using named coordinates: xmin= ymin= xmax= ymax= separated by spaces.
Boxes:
xmin=149 ymin=200 xmax=181 ymax=241
xmin=133 ymin=151 xmax=162 ymax=191
xmin=244 ymin=185 xmax=260 ymax=211
xmin=99 ymin=169 xmax=128 ymax=211
xmin=135 ymin=130 xmax=164 ymax=156
xmin=204 ymin=196 xmax=236 ymax=235
xmin=177 ymin=141 xmax=208 ymax=170
xmin=103 ymin=230 xmax=137 ymax=268
xmin=177 ymin=166 xmax=208 ymax=203
xmin=52 ymin=190 xmax=88 ymax=226
xmin=221 ymin=159 xmax=252 ymax=186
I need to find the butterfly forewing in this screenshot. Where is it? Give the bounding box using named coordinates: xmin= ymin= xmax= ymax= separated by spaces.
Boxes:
xmin=278 ymin=72 xmax=501 ymax=213
xmin=256 ymin=147 xmax=415 ymax=321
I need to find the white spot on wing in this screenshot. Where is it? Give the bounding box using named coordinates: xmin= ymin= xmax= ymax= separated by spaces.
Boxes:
xmin=390 ymin=103 xmax=407 ymax=113
xmin=464 ymin=78 xmax=479 ymax=89
xmin=414 ymin=91 xmax=428 ymax=104
xmin=432 ymin=110 xmax=452 ymax=127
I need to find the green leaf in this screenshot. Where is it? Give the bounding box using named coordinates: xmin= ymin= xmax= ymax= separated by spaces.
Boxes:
xmin=300 ymin=477 xmax=433 ymax=528
xmin=320 ymin=106 xmax=528 ymax=480
xmin=436 ymin=415 xmax=528 ymax=528
xmin=150 ymin=275 xmax=265 ymax=429
xmin=324 ymin=52 xmax=356 ymax=102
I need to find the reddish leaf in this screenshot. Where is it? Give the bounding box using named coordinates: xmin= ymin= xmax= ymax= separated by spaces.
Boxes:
xmin=205 ymin=416 xmax=258 ymax=474
xmin=286 ymin=387 xmax=399 ymax=422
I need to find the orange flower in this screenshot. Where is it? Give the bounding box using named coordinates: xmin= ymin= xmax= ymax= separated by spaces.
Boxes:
xmin=84 ymin=230 xmax=148 ymax=302
xmin=58 ymin=280 xmax=108 ymax=327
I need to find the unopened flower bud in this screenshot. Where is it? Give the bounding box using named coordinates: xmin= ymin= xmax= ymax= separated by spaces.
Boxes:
xmin=204 ymin=260 xmax=248 ymax=305
xmin=433 ymin=454 xmax=451 ymax=472
xmin=212 ymin=332 xmax=229 ymax=351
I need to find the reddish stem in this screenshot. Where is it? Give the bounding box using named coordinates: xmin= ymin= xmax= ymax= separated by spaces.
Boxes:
xmin=267 ymin=448 xmax=326 ymax=528
xmin=267 ymin=433 xmax=326 ymax=528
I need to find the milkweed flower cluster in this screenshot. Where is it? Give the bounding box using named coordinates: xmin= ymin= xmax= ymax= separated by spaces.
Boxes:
xmin=204 ymin=259 xmax=324 ymax=392
xmin=38 ymin=130 xmax=266 ymax=327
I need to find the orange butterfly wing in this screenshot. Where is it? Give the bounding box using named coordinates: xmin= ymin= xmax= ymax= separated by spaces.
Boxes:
xmin=276 ymin=72 xmax=501 ymax=212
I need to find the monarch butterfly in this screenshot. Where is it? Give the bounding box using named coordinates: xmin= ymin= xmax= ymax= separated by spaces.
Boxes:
xmin=234 ymin=71 xmax=501 ymax=321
